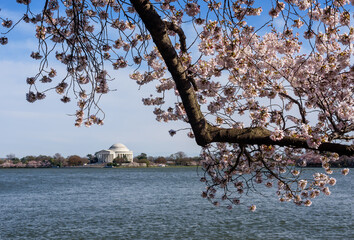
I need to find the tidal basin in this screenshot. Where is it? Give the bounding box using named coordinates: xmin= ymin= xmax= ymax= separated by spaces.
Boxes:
xmin=0 ymin=167 xmax=352 ymax=239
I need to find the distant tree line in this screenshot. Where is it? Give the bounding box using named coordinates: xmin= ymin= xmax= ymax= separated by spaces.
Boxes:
xmin=296 ymin=156 xmax=354 ymax=168
xmin=3 ymin=151 xmax=352 ymax=169
xmin=133 ymin=151 xmax=201 ymax=167
xmin=0 ymin=153 xmax=90 ymax=168
xmin=0 ymin=151 xmax=202 ymax=168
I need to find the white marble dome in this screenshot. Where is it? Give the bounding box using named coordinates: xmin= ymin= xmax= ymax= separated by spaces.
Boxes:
xmin=109 ymin=143 xmax=130 ymax=152
xmin=96 ymin=143 xmax=133 ymax=163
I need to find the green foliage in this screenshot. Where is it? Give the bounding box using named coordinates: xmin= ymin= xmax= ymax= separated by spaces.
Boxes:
xmin=11 ymin=158 xmax=20 ymax=164
xmin=53 ymin=153 xmax=66 ymax=167
xmin=135 ymin=158 xmax=150 ymax=167
xmin=87 ymin=154 xmax=98 ymax=163
xmin=113 ymin=157 xmax=130 ymax=164
xmin=137 ymin=153 xmax=147 ymax=160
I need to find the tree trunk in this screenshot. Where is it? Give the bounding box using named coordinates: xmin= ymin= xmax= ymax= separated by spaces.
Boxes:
xmin=130 ymin=0 xmax=353 ymax=156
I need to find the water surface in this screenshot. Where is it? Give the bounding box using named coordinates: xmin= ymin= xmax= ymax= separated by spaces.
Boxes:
xmin=0 ymin=167 xmax=352 ymax=239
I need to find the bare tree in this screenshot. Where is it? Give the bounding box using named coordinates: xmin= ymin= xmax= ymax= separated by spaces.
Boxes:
xmin=6 ymin=153 xmax=16 ymax=160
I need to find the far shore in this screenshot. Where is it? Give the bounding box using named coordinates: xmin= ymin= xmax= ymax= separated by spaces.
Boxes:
xmin=0 ymin=162 xmax=201 ymax=169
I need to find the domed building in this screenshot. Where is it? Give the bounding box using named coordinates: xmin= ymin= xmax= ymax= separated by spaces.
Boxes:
xmin=96 ymin=143 xmax=133 ymax=163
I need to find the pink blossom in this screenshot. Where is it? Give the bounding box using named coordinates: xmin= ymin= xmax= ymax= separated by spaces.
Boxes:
xmin=304 ymin=199 xmax=312 ymax=207
xmin=185 ymin=3 xmax=200 ymax=17
xmin=249 ymin=205 xmax=257 ymax=212
xmin=341 ymin=168 xmax=349 ymax=175
xmin=270 ymin=128 xmax=284 ymax=141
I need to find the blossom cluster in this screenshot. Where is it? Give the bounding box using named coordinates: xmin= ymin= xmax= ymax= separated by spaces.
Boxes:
xmin=200 ymin=144 xmax=350 ymax=211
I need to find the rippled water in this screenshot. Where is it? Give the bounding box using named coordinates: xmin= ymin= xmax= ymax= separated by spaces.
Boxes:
xmin=0 ymin=167 xmax=352 ymax=240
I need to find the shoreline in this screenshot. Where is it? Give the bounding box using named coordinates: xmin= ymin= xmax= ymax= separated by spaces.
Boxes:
xmin=0 ymin=164 xmax=200 ymax=169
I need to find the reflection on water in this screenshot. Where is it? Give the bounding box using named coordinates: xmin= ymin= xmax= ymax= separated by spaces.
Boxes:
xmin=0 ymin=168 xmax=352 ymax=240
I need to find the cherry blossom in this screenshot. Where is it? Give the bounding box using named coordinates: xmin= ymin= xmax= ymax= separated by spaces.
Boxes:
xmin=0 ymin=0 xmax=352 ymax=211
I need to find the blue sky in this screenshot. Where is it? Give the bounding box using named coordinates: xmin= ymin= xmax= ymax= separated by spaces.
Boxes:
xmin=0 ymin=1 xmax=281 ymax=159
xmin=0 ymin=2 xmax=201 ymax=158
xmin=1 ymin=1 xmax=351 ymax=158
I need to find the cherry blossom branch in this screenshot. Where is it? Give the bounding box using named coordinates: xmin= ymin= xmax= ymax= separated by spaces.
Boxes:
xmin=211 ymin=126 xmax=353 ymax=156
xmin=278 ymin=92 xmax=307 ymax=124
xmin=130 ymin=0 xmax=353 ymax=157
xmin=164 ymin=21 xmax=187 ymax=53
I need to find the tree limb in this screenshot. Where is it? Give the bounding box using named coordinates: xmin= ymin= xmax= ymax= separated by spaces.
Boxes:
xmin=130 ymin=0 xmax=353 ymax=156
xmin=164 ymin=21 xmax=187 ymax=53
